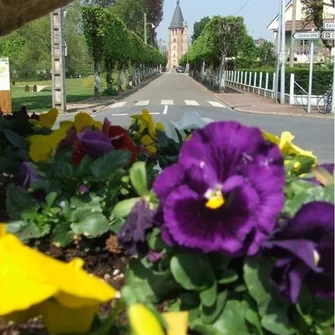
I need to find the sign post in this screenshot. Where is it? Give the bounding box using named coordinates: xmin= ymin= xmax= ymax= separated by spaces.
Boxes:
xmin=292 ymin=30 xmax=320 ymax=113
xmin=323 ymin=22 xmax=335 ymax=114
xmin=51 ymin=8 xmax=67 ymax=113
xmin=0 ymin=57 xmax=11 ymax=114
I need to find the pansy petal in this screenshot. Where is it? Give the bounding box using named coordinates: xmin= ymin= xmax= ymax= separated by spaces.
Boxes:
xmin=0 ymin=234 xmax=116 ymax=316
xmin=40 ymin=300 xmax=97 ymax=334
xmin=39 ymin=108 xmax=58 ymax=128
xmin=128 ymin=304 xmax=165 ymax=335
xmin=266 ymin=239 xmax=321 ymax=272
xmin=162 ymin=311 xmax=189 ymax=335
xmin=153 ymin=164 xmax=185 ymax=201
xmin=278 ymin=202 xmax=334 ymax=242
xmin=164 ymin=185 xmax=251 ymax=254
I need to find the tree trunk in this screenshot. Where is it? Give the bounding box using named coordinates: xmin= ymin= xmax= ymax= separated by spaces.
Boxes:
xmin=132 ymin=65 xmax=137 ymax=86
xmin=117 ymin=67 xmax=123 ymax=91
xmin=105 ymin=61 xmax=113 ymax=91
xmin=124 ymin=68 xmax=129 ymax=87
xmin=94 ymin=59 xmax=101 ymax=98
xmin=219 ymin=56 xmax=226 ymax=93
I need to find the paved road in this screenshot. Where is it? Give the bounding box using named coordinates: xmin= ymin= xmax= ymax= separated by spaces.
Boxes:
xmin=59 ymin=72 xmax=335 ymax=163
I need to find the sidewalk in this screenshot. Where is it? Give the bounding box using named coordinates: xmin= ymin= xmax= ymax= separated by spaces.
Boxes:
xmin=211 ymin=85 xmax=334 ymax=119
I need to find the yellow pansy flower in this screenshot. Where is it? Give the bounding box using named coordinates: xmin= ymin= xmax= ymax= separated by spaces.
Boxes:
xmin=131 ymin=110 xmax=164 ymax=140
xmin=263 ymin=130 xmax=317 ymax=162
xmin=28 ymin=123 xmax=73 ymax=162
xmin=0 ymin=231 xmax=117 ymax=334
xmin=141 ymin=134 xmax=157 ymax=154
xmin=128 ymin=303 xmax=188 ymax=335
xmin=39 ymin=108 xmax=59 ymax=128
xmin=73 ymin=112 xmax=102 ymax=133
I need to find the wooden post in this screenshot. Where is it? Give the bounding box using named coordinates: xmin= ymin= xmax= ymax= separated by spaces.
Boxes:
xmin=0 ymin=57 xmax=12 ymax=114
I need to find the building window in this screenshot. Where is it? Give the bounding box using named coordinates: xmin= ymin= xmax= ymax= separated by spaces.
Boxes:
xmin=173 ymin=54 xmax=176 ymax=57
xmin=173 ymin=39 xmax=176 ymax=42
xmin=174 ymin=46 xmax=176 ymax=49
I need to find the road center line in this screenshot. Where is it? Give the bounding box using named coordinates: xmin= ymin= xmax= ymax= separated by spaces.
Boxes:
xmin=163 ymin=105 xmax=168 ymax=115
xmin=149 ymin=112 xmax=160 ymax=115
xmin=111 ymin=113 xmax=128 ymax=116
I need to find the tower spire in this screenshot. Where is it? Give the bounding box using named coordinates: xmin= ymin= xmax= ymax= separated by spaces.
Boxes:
xmin=177 ymin=0 xmax=180 ymax=5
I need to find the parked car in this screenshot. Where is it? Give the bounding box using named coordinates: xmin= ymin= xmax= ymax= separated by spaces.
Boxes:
xmin=176 ymin=66 xmax=185 ymax=73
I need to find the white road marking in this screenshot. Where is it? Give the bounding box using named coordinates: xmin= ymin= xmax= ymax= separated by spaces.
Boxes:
xmin=161 ymin=100 xmax=174 ymax=105
xmin=135 ymin=100 xmax=150 ymax=106
xmin=149 ymin=112 xmax=160 ymax=115
xmin=111 ymin=113 xmax=128 ymax=116
xmin=111 ymin=101 xmax=127 ymax=108
xmin=208 ymin=101 xmax=226 ymax=108
xmin=163 ymin=105 xmax=169 ymax=115
xmin=185 ymin=100 xmax=200 ymax=106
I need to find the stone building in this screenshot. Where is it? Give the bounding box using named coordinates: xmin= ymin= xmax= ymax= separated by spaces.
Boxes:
xmin=168 ymin=0 xmax=188 ymax=70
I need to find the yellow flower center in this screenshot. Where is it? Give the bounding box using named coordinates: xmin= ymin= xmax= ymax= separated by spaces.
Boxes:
xmin=205 ymin=189 xmax=225 ymax=210
xmin=313 ymin=249 xmax=320 ymax=266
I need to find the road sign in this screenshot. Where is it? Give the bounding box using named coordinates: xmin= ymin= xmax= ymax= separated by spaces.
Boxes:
xmin=324 ymin=22 xmax=335 ymax=30
xmin=322 ymin=31 xmax=335 ymax=40
xmin=292 ymin=31 xmax=320 ymax=40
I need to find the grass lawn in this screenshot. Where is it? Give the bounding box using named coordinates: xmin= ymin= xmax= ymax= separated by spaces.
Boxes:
xmin=11 ymin=77 xmax=108 ymax=113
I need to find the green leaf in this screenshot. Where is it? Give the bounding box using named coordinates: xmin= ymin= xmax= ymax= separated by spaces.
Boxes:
xmin=6 ymin=184 xmax=38 ymax=220
xmin=45 ymin=192 xmax=58 ymax=208
xmin=147 ymin=228 xmax=167 ymax=250
xmin=52 ymin=222 xmax=73 ymax=247
xmin=191 ymin=322 xmax=220 ymax=335
xmin=170 ymin=253 xmax=215 ymax=291
xmin=201 ymin=290 xmax=228 ymax=324
xmin=77 ymin=155 xmax=94 ymax=178
xmin=217 ymin=269 xmax=238 ymax=284
xmin=213 ymin=300 xmax=249 ymax=335
xmin=245 ymin=308 xmax=264 ymax=335
xmin=130 ymin=161 xmax=148 ymax=196
xmin=90 ymin=150 xmax=131 ymax=181
xmin=200 ymin=281 xmax=217 ymax=307
xmin=243 ymin=258 xmax=294 ymax=335
xmin=2 ymin=129 xmax=29 ymax=149
xmin=7 ymin=220 xmax=50 ymax=241
xmin=112 ymin=198 xmax=140 ymax=218
xmin=285 ymin=185 xmax=334 ymax=216
xmin=123 ymin=258 xmax=178 ymax=304
xmin=71 ymin=210 xmax=109 ymax=237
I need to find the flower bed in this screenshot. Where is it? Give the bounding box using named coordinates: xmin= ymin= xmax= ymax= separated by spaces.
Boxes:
xmin=0 ymin=107 xmax=334 ymax=335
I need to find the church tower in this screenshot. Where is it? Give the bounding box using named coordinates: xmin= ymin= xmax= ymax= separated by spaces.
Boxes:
xmin=168 ymin=0 xmax=188 ymax=70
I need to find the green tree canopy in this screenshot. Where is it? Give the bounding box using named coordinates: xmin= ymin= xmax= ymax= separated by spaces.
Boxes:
xmin=192 ymin=16 xmax=210 ymax=42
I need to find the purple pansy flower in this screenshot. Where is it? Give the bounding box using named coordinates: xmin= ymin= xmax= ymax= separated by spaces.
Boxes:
xmin=148 ymin=250 xmax=164 ymax=263
xmin=117 ymin=199 xmax=155 ymax=255
xmin=20 ymin=161 xmax=40 ymax=189
xmin=264 ymin=201 xmax=334 ymax=303
xmin=77 ymin=130 xmax=113 ymax=157
xmin=153 ymin=121 xmax=285 ymax=256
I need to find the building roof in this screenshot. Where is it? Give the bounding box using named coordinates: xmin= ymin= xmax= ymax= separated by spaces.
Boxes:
xmin=169 ymin=0 xmax=185 ymax=29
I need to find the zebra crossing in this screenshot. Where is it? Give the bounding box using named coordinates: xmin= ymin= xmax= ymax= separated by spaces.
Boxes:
xmin=107 ymin=100 xmax=227 ymax=109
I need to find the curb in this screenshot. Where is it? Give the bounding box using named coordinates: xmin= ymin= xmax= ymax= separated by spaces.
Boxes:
xmin=56 ymin=74 xmax=162 ymax=119
xmin=188 ymin=76 xmax=334 ymax=120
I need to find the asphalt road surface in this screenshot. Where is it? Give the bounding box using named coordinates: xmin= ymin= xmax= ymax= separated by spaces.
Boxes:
xmin=59 ymin=71 xmax=335 ymax=163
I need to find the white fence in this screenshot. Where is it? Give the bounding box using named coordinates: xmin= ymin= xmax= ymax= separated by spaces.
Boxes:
xmin=225 ymin=70 xmax=324 ymax=106
xmin=225 ymin=70 xmax=276 ymax=100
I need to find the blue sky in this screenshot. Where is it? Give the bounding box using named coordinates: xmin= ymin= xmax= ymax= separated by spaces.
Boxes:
xmin=156 ymin=0 xmax=288 ymax=43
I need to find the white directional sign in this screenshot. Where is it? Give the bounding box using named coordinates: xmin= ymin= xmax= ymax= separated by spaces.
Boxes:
xmin=322 ymin=31 xmax=335 ymax=40
xmin=324 ymin=22 xmax=335 ymax=30
xmin=292 ymin=31 xmax=320 ymax=40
